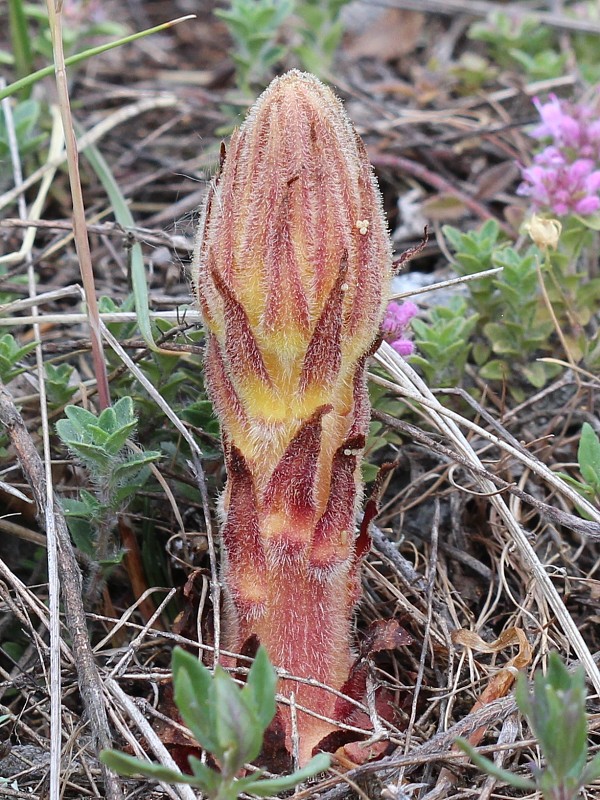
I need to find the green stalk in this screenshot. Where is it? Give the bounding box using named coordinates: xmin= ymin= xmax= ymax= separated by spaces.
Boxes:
xmin=0 ymin=15 xmax=196 ymax=103
xmin=79 ymin=135 xmax=156 ymax=352
xmin=8 ymin=0 xmax=33 ymax=98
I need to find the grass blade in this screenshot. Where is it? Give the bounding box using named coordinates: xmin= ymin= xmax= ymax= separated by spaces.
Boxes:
xmin=0 ymin=15 xmax=196 ymax=103
xmin=79 ymin=135 xmax=157 ymax=351
xmin=8 ymin=0 xmax=33 ymax=95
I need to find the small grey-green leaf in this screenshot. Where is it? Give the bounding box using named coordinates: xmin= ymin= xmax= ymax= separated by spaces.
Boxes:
xmin=100 ymin=750 xmax=199 ymax=785
xmin=579 ymin=423 xmax=600 ymax=491
xmin=242 ymin=646 xmax=277 ymax=732
xmin=581 ymin=752 xmax=600 ymax=785
xmin=455 ymin=738 xmax=536 ymax=790
xmin=172 ymin=647 xmax=221 ymax=756
xmin=243 ymin=753 xmax=331 ymax=796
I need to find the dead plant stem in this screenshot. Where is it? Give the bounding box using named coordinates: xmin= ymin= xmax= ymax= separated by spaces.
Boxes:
xmin=45 ymin=0 xmax=110 ymax=409
xmin=0 ymin=381 xmax=122 ymax=800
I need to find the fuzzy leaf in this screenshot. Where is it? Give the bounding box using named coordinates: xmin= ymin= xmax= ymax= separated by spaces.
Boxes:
xmin=61 ymin=440 xmax=112 ymax=471
xmin=62 ymin=404 xmax=100 ymax=432
xmin=102 ymin=423 xmax=138 ymax=455
xmin=112 ymin=396 xmax=136 ymax=428
xmin=111 ymin=452 xmax=161 ymax=482
xmin=520 ymin=362 xmax=551 ymax=389
xmin=479 ymin=359 xmax=508 ymax=381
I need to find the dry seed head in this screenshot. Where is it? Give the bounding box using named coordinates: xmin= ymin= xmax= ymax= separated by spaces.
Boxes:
xmin=524 ymin=213 xmax=562 ymax=250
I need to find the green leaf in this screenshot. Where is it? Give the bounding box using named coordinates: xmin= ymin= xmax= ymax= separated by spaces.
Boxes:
xmin=100 ymin=749 xmax=199 ymax=785
xmin=45 ymin=363 xmax=77 ymax=405
xmin=574 ymin=212 xmax=600 ymax=231
xmin=455 ymin=738 xmax=536 ymax=790
xmin=111 ymin=453 xmax=161 ymax=482
xmin=186 ymin=755 xmax=222 ymax=793
xmin=62 ymin=489 xmax=102 ymax=519
xmin=518 ymin=654 xmax=589 ymax=783
xmin=578 ymin=423 xmax=600 ymax=493
xmin=62 ymin=404 xmax=99 ymax=433
xmin=62 ymin=440 xmax=113 ymax=471
xmin=99 ymin=398 xmax=128 ymax=430
xmin=361 ymin=461 xmax=380 ymax=483
xmin=102 ymin=423 xmax=138 ymax=455
xmin=213 ymin=665 xmax=263 ymax=773
xmin=172 ymin=647 xmax=221 ymax=756
xmin=64 ymin=516 xmax=96 ymax=557
xmin=0 ymin=333 xmax=38 ymax=381
xmin=242 ymin=646 xmax=277 ymax=732
xmin=442 ymin=224 xmax=466 ymax=251
xmin=479 ymin=359 xmax=508 ymax=381
xmin=581 ymin=752 xmax=600 ymax=785
xmin=243 ymin=753 xmax=331 ymax=795
xmin=520 ymin=362 xmax=551 ymax=389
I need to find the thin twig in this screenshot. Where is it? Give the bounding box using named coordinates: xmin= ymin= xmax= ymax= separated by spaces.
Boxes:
xmin=1 ymin=75 xmax=62 ymax=800
xmin=0 ymin=217 xmax=193 ymax=252
xmin=365 ymin=0 xmax=600 ymax=35
xmin=403 ymin=499 xmax=439 ymax=758
xmin=0 ymin=97 xmax=179 ymax=213
xmin=370 ymin=153 xmax=512 ymax=233
xmin=371 ymin=408 xmax=600 ymax=540
xmin=105 ymin=679 xmax=196 ymax=800
xmin=373 ymin=342 xmax=600 ymax=696
xmin=0 ymin=381 xmax=122 ymax=800
xmin=389 ymin=267 xmax=504 ymax=302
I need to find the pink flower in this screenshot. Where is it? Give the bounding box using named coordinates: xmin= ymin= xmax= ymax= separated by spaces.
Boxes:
xmin=382 ymin=300 xmax=418 ymax=356
xmin=519 ymin=93 xmax=600 ymax=217
xmin=518 ymin=153 xmax=600 ymax=216
xmin=532 ymin=95 xmax=582 ymax=146
xmin=530 ymin=95 xmax=600 ymax=161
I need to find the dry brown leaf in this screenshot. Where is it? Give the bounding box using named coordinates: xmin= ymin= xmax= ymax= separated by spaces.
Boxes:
xmin=421 ymin=193 xmax=469 ymax=222
xmin=451 ymin=626 xmax=532 ymax=670
xmin=346 ymin=9 xmax=424 ymax=61
xmin=452 ymin=626 xmax=532 ymax=747
xmin=474 ymin=161 xmax=520 ymax=200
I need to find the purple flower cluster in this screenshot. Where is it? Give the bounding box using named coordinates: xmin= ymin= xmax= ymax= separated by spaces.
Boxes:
xmin=382 ymin=300 xmax=418 ymax=356
xmin=518 ymin=94 xmax=600 ymax=216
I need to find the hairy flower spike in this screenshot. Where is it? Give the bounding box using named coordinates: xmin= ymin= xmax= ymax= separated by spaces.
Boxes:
xmin=193 ymin=70 xmax=393 ymax=762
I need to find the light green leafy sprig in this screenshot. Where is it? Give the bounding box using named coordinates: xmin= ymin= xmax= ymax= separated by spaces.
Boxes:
xmin=557 ymin=423 xmax=600 ymax=517
xmin=0 ymin=333 xmax=38 ymax=383
xmin=101 ymin=646 xmax=330 ymax=800
xmin=56 ymin=397 xmax=160 ymax=560
xmin=457 ymin=652 xmax=600 ymax=799
xmin=216 ymin=0 xmax=294 ymax=96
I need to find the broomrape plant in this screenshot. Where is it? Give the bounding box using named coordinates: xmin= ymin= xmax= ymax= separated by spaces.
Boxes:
xmin=193 ymin=70 xmax=393 ymax=762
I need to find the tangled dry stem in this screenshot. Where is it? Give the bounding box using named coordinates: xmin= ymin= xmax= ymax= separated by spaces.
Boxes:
xmin=1 ymin=2 xmax=600 ymax=798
